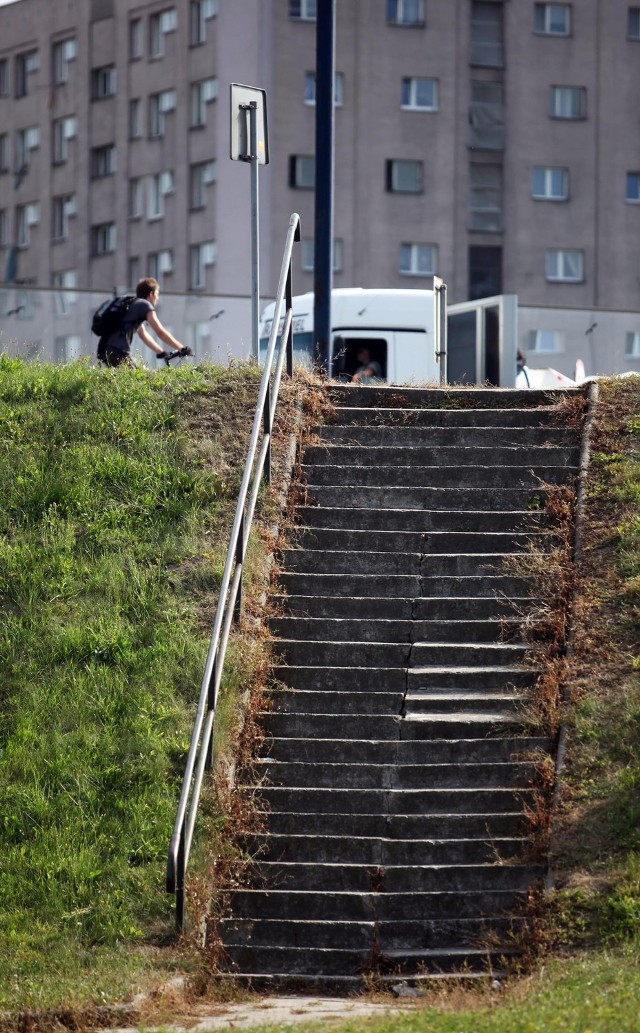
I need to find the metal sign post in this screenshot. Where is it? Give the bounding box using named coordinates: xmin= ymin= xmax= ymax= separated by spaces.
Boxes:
xmin=433 ymin=275 xmax=448 ymax=385
xmin=230 ymin=84 xmax=269 ymax=362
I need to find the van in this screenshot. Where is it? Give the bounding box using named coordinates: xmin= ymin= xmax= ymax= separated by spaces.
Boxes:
xmin=259 ymin=287 xmax=442 ymax=383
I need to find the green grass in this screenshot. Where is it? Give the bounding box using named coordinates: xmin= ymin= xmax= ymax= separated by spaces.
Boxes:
xmin=0 ymin=357 xmax=269 ymax=1009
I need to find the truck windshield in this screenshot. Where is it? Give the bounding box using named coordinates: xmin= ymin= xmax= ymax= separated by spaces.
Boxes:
xmin=259 ymin=331 xmax=315 ymax=368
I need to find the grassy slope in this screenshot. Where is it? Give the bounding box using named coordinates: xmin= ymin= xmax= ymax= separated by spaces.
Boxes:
xmin=0 ymin=357 xmax=277 ymax=1008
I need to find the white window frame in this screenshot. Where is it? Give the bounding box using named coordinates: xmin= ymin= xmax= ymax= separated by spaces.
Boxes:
xmin=0 ymin=58 xmax=8 ymax=96
xmin=52 ymin=194 xmax=76 ymax=240
xmin=289 ymin=0 xmax=317 ymax=20
xmin=0 ymin=209 xmax=9 ymax=248
xmin=129 ymin=99 xmax=143 ymax=139
xmin=401 ymin=77 xmax=438 ymax=111
xmin=15 ymin=126 xmax=40 ymax=171
xmin=549 ymin=85 xmax=586 ymax=119
xmin=191 ymin=0 xmax=217 ymax=44
xmin=0 ymin=133 xmax=7 ymax=172
xmin=129 ymin=256 xmax=141 ymax=287
xmin=52 ymin=269 xmax=77 ymax=315
xmin=187 ymin=321 xmax=212 ymax=359
xmin=190 ymin=241 xmax=216 ymax=289
xmin=190 ymin=160 xmax=216 ymax=208
xmin=130 ymin=19 xmax=143 ymax=59
xmin=93 ymin=222 xmax=116 ymax=256
xmin=149 ymin=89 xmax=176 ymax=138
xmin=533 ymin=3 xmax=571 ymax=36
xmin=52 ymin=115 xmax=77 ymax=164
xmin=190 ymin=78 xmax=218 ymax=128
xmin=150 ymin=8 xmax=177 ymax=58
xmin=15 ymin=49 xmax=39 ymax=98
xmin=52 ymin=38 xmax=76 ymax=85
xmin=148 ymin=249 xmax=174 ymax=283
xmin=92 ymin=144 xmax=117 ymax=178
xmin=147 ymin=170 xmax=175 ymax=220
xmin=304 ymin=71 xmax=344 ymax=106
xmin=93 ymin=65 xmax=116 ymax=99
xmin=626 ymin=172 xmax=640 ymax=203
xmin=532 ymin=166 xmax=568 ymax=201
xmin=16 ymin=202 xmax=40 ymax=247
xmin=528 ymin=329 xmax=565 ymax=353
xmin=387 ymin=159 xmax=423 ymax=193
xmin=625 ymin=331 xmax=640 ymax=358
xmin=545 ymin=249 xmax=584 ymax=283
xmin=387 ymin=0 xmax=425 ymax=27
xmin=301 ymin=237 xmax=343 ymax=273
xmin=399 ymin=242 xmax=437 ymax=276
xmin=629 ymin=7 xmax=640 ymax=39
xmin=129 ymin=177 xmax=143 ymax=218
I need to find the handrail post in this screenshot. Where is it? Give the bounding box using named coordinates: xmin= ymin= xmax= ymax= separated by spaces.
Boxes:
xmin=204 ymin=651 xmax=217 ymax=770
xmin=286 ymin=260 xmax=293 ymax=378
xmin=233 ymin=512 xmax=244 ymax=623
xmin=175 ymin=825 xmax=186 ymax=933
xmin=263 ymin=385 xmax=272 ymax=486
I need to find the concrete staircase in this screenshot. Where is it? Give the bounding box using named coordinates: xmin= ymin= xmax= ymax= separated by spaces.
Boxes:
xmin=217 ymin=385 xmax=585 ymax=988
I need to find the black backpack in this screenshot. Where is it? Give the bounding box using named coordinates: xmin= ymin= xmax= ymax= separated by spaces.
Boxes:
xmin=92 ymin=294 xmax=135 ymax=338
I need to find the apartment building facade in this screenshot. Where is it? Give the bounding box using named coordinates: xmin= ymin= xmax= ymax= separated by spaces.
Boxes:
xmin=0 ymin=0 xmax=639 ymax=372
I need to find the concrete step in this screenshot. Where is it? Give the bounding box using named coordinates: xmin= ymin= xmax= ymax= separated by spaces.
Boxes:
xmin=405 ymin=665 xmax=537 ymax=689
xmin=400 ymin=713 xmax=532 ymax=738
xmin=262 ymin=712 xmax=402 ymax=740
xmin=262 ymin=736 xmax=551 ymax=766
xmin=327 ymin=385 xmax=581 ymax=407
xmin=303 ymin=463 xmax=576 ymax=489
xmin=248 ymin=833 xmax=527 ymax=865
xmin=304 ymin=444 xmax=580 ymax=468
xmin=403 ymin=692 xmax=528 ymax=716
xmin=258 ymin=759 xmax=535 ymax=790
xmin=253 ymin=786 xmax=534 ymax=816
xmin=291 ymin=526 xmax=554 ymax=554
xmin=271 ymin=594 xmax=537 ymax=621
xmin=274 ymin=639 xmax=530 ymax=669
xmin=296 ymin=506 xmax=549 ymax=533
xmin=277 ymin=572 xmax=536 ymax=598
xmin=226 ymin=887 xmax=532 ymax=922
xmin=248 ymin=859 xmax=543 ymax=893
xmin=314 ymin=424 xmax=578 ymax=447
xmin=272 ymin=663 xmax=537 ymax=693
xmin=262 ymin=810 xmax=530 ymax=839
xmin=306 ymin=484 xmax=553 ymax=511
xmin=269 ymin=616 xmax=526 ymax=644
xmin=270 ymin=690 xmax=404 ymax=715
xmin=280 ymin=549 xmax=533 ymax=577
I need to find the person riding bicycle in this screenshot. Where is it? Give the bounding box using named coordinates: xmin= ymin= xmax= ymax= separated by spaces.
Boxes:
xmin=101 ymin=277 xmax=193 ymax=367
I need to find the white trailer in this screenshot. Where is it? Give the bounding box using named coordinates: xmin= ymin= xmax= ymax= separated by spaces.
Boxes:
xmin=259 ymin=287 xmax=442 ymax=384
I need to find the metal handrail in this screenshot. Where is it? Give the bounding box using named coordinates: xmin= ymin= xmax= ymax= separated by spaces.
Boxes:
xmin=167 ymin=213 xmax=301 ymax=930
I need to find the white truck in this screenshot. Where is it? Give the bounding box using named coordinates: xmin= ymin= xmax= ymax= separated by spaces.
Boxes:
xmin=258 ymin=287 xmax=443 ymax=384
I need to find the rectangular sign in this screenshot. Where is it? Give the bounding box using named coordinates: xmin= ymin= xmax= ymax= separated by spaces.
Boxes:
xmin=230 ymin=83 xmax=269 ymax=164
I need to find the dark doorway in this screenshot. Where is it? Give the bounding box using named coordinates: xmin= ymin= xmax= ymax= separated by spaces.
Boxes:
xmin=469 ymin=246 xmax=502 ymax=300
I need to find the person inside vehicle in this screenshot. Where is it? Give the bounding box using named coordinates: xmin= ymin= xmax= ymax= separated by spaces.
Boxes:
xmin=351 ymin=346 xmax=383 ymax=384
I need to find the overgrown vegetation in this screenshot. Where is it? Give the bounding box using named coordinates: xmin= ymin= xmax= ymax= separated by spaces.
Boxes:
xmin=0 ymin=356 xmax=299 ymax=1010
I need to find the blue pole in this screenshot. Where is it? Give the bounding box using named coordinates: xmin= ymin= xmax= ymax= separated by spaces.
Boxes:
xmin=313 ymin=0 xmax=336 ymax=374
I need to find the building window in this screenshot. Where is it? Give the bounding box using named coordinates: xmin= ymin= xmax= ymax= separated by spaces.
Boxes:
xmin=148 ymin=249 xmax=174 ymax=284
xmin=187 ymin=321 xmax=212 ymax=359
xmin=52 ymin=269 xmax=77 ymax=314
xmin=401 ymin=77 xmax=438 ymax=111
xmin=289 ymin=0 xmax=317 ymax=19
xmin=190 ymin=241 xmax=216 ymax=289
xmin=149 ymin=89 xmax=176 ymax=138
xmin=549 ymin=86 xmax=586 ymax=119
xmin=92 ymin=65 xmax=116 ymax=99
xmin=52 ymin=38 xmax=76 ymax=85
xmin=301 ymin=237 xmax=343 ymax=272
xmin=52 ymin=194 xmax=76 ymax=240
xmin=16 ymin=202 xmax=40 ymax=247
xmin=0 ymin=59 xmax=8 ymax=95
xmin=528 ymin=329 xmax=565 ymax=353
xmin=625 ymin=331 xmax=640 ymax=358
xmin=129 ymin=99 xmax=143 ymax=139
xmin=191 ymin=0 xmax=217 ymax=44
xmin=15 ymin=49 xmax=39 ymax=98
xmin=546 ymin=249 xmax=584 ymax=282
xmin=129 ymin=256 xmax=141 ymax=286
xmin=469 ymin=245 xmax=502 ymax=300
xmin=92 ymin=222 xmax=116 ymax=256
xmin=626 ymin=172 xmax=640 ymax=203
xmin=52 ymin=115 xmax=77 ymax=163
xmin=0 ymin=134 xmax=8 ymax=173
xmin=147 ymin=170 xmax=175 ymax=219
xmin=150 ymin=8 xmax=177 ymax=58
xmin=469 ymin=81 xmax=504 ymax=149
xmin=15 ymin=126 xmax=40 ymax=172
xmin=532 ymin=167 xmax=569 ymax=200
xmin=400 ymin=242 xmax=437 ymax=276
xmin=54 ymin=335 xmax=82 ymax=362
xmin=190 ymin=160 xmax=216 ymax=208
xmin=386 ymin=159 xmax=423 ymax=193
xmin=290 ymin=155 xmax=315 ymax=189
xmin=130 ymin=19 xmax=143 ymax=59
xmin=471 ymin=1 xmax=504 ymax=66
xmin=386 ymin=0 xmax=425 ymax=26
xmin=469 ymin=163 xmax=503 ymax=231
xmin=304 ymin=71 xmax=344 ymax=106
xmin=534 ymin=3 xmax=571 ymax=35
xmin=628 ymin=7 xmax=640 ymax=38
xmin=0 ymin=209 xmax=9 ymax=248
xmin=129 ymin=177 xmax=143 ymax=218
xmin=190 ymin=78 xmax=218 ymax=128
xmin=91 ymin=144 xmax=116 ymax=178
